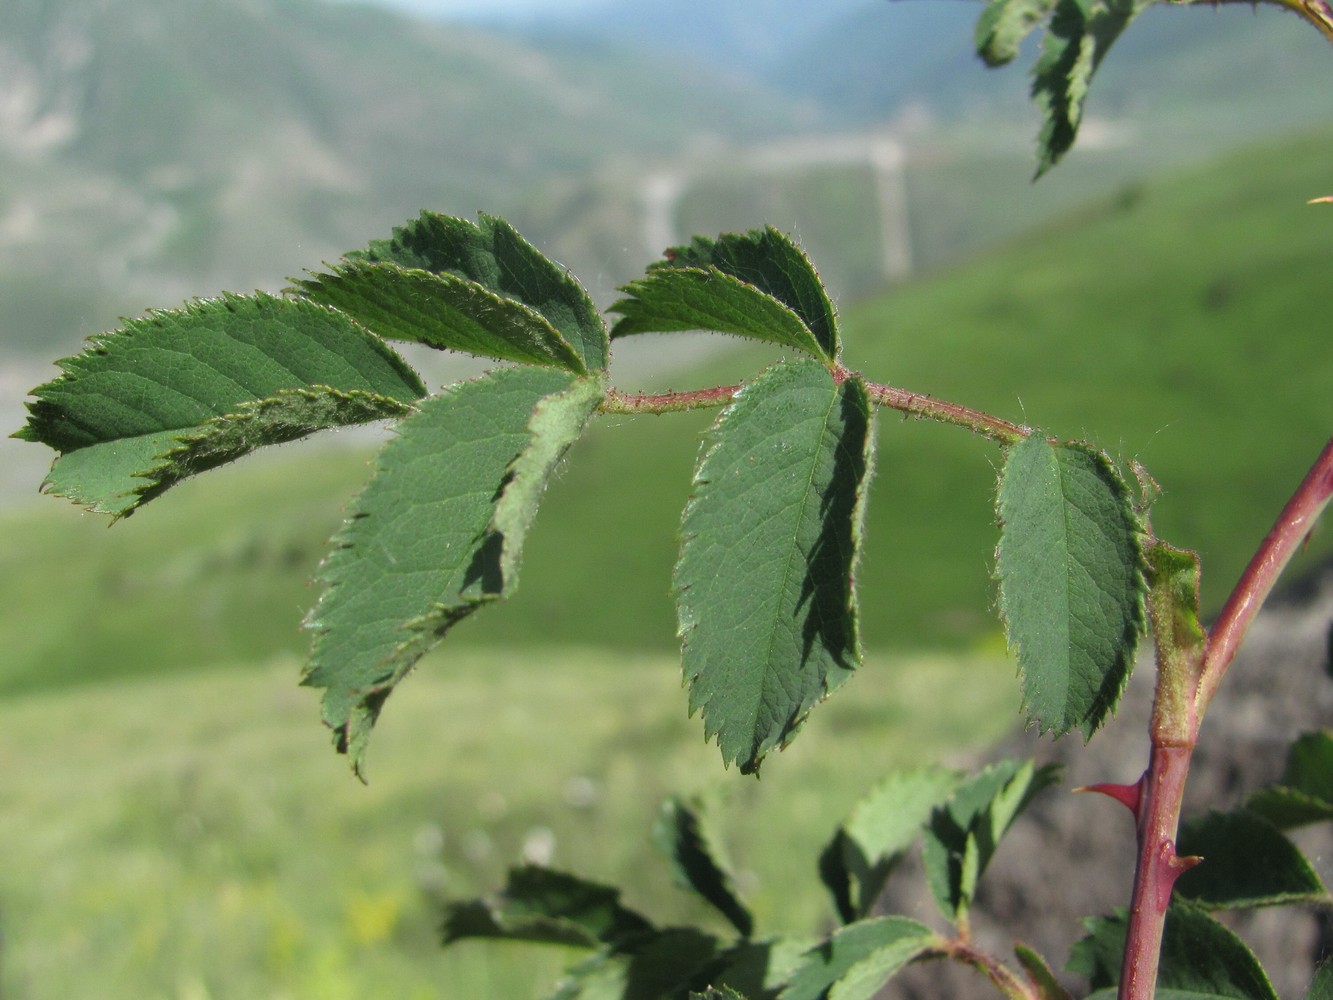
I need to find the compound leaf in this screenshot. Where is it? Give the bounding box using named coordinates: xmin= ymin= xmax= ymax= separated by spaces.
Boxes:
xmin=296 ymin=261 xmax=587 ymax=373
xmin=676 ymin=359 xmax=873 ymax=773
xmin=819 ymin=767 xmax=961 ymax=924
xmin=923 ymin=759 xmax=1062 ymax=922
xmin=303 ymin=366 xmax=595 ymax=773
xmin=1031 ymin=0 xmax=1143 ymax=176
xmin=1070 ymin=903 xmax=1278 ymax=1000
xmin=1174 ymin=809 xmax=1326 ymax=909
xmin=653 ymin=796 xmax=753 ymax=938
xmin=625 ymin=228 xmax=838 ymax=361
xmin=777 ymin=918 xmax=936 ymax=1000
xmin=16 ymin=293 xmax=426 ymax=515
xmin=320 ymin=210 xmax=608 ymax=372
xmin=996 ymin=436 xmax=1145 ymax=740
xmin=443 ymin=865 xmax=654 ymax=950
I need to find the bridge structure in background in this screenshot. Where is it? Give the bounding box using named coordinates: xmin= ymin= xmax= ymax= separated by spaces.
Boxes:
xmin=637 ymin=130 xmax=913 ymax=284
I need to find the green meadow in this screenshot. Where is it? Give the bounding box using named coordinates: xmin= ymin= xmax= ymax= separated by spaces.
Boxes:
xmin=3 ymin=126 xmax=1331 ymax=996
xmin=0 ymin=650 xmax=1016 ymax=999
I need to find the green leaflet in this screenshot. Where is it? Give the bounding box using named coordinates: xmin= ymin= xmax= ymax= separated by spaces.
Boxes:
xmin=1070 ymin=903 xmax=1279 ymax=1000
xmin=303 ymin=366 xmax=602 ymax=774
xmin=548 ymin=930 xmax=721 ymax=1000
xmin=1030 ymin=0 xmax=1143 ymax=176
xmin=974 ymin=0 xmax=1060 ymax=66
xmin=442 ymin=865 xmax=655 ymax=950
xmin=316 ymin=210 xmax=609 ymax=372
xmin=130 ymin=387 xmax=413 ymax=508
xmin=16 ymin=293 xmax=427 ymax=515
xmin=1306 ymin=962 xmax=1333 ymax=1000
xmin=653 ymin=797 xmax=753 ymax=938
xmin=489 ymin=375 xmax=606 ymax=589
xmin=777 ymin=918 xmax=936 ymax=1000
xmin=922 ymin=759 xmax=1062 ymax=922
xmin=1174 ymin=809 xmax=1327 ymax=909
xmin=1279 ymin=730 xmax=1333 ymax=803
xmin=1248 ymin=730 xmax=1333 ymax=828
xmin=1013 ymin=944 xmax=1074 ymax=1000
xmin=296 ymin=261 xmax=587 ymax=373
xmin=609 ymin=268 xmax=829 ymax=363
xmin=819 ymin=767 xmax=962 ymax=924
xmin=621 ymin=228 xmax=838 ymax=361
xmin=676 ymin=359 xmax=873 ymax=773
xmin=996 ymin=436 xmax=1145 ymax=740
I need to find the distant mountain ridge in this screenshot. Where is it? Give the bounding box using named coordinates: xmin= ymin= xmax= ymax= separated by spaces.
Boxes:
xmin=0 ymin=0 xmax=803 ymax=359
xmin=5 ymin=0 xmax=1333 ymax=365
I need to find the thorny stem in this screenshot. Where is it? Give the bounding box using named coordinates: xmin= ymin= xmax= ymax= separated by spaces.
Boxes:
xmin=1116 ymin=746 xmax=1201 ymax=1000
xmin=601 ymin=366 xmax=1031 ymax=445
xmin=857 ymin=378 xmax=1028 ymax=444
xmin=1109 ymin=438 xmax=1333 ymax=1000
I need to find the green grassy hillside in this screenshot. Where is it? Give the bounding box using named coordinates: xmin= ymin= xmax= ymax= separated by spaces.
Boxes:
xmin=4 ymin=126 xmax=1330 ymax=693
xmin=0 ymin=649 xmax=1015 ymax=999
xmin=837 ymin=126 xmax=1333 ymax=641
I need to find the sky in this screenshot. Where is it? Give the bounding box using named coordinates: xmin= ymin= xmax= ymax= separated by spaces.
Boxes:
xmin=350 ymin=0 xmax=602 ymax=17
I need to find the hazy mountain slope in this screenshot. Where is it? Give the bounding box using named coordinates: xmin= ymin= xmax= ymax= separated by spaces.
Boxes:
xmin=511 ymin=0 xmax=1333 ymax=136
xmin=0 ymin=0 xmax=802 ymax=359
xmin=512 ymin=0 xmax=872 ymax=70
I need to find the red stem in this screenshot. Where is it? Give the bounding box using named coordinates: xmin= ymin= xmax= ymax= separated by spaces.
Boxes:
xmin=1116 ymin=438 xmax=1333 ymax=1000
xmin=1118 ymin=748 xmax=1199 ymax=1000
xmin=1197 ymin=438 xmax=1333 ymax=713
xmin=603 ymin=368 xmax=1031 ymax=445
xmin=601 ymin=383 xmax=742 ymax=414
xmin=856 ymin=377 xmax=1029 ymax=444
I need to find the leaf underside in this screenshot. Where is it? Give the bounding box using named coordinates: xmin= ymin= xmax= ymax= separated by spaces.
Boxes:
xmin=16 ymin=292 xmax=427 ymax=515
xmin=303 ymin=366 xmax=601 ymax=774
xmin=996 ymin=436 xmax=1145 ymax=740
xmin=609 ymin=267 xmax=828 ymax=362
xmin=297 ymin=260 xmax=588 ymax=373
xmin=311 ymin=210 xmax=609 ymax=372
xmin=675 ymin=359 xmax=873 ymax=773
xmin=627 ymin=228 xmax=839 ymax=361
